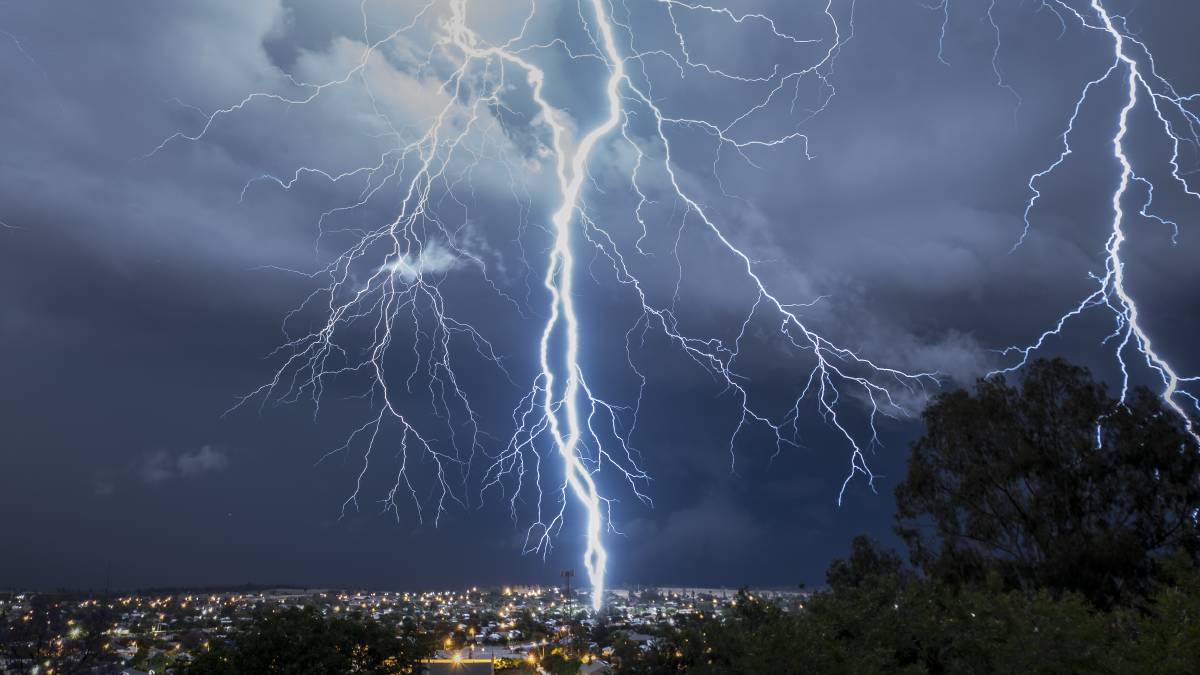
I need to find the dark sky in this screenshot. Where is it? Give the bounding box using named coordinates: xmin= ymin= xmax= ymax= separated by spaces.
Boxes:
xmin=2 ymin=0 xmax=1198 ymax=593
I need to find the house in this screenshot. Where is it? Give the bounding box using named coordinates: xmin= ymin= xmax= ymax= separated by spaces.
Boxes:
xmin=419 ymin=657 xmax=494 ymax=674
xmin=580 ymin=661 xmax=611 ymax=674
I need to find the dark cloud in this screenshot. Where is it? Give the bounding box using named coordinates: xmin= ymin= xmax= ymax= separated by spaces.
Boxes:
xmin=623 ymin=496 xmax=769 ymax=577
xmin=139 ymin=445 xmax=230 ymax=485
xmin=1 ymin=0 xmax=1197 ymax=592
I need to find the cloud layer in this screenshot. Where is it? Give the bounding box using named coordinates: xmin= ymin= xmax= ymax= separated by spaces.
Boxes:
xmin=0 ymin=0 xmax=1197 ymax=591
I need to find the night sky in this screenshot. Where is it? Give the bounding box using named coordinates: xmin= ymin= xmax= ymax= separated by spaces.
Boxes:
xmin=2 ymin=0 xmax=1198 ymax=594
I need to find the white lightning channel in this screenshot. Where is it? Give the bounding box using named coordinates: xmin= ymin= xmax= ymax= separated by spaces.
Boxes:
xmin=522 ymin=0 xmax=626 ymax=612
xmin=153 ymin=0 xmax=939 ymax=612
xmin=997 ymin=0 xmax=1200 ymax=442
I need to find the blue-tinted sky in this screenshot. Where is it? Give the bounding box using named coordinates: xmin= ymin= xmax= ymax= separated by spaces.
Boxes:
xmin=1 ymin=0 xmax=1197 ymax=592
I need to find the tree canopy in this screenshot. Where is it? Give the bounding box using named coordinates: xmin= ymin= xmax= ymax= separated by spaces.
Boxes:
xmin=895 ymin=358 xmax=1200 ymax=608
xmin=185 ymin=607 xmax=434 ymax=675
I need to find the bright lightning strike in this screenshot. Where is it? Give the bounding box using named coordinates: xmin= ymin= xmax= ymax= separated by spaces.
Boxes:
xmin=150 ymin=0 xmax=942 ymax=611
xmin=996 ymin=0 xmax=1200 ymax=443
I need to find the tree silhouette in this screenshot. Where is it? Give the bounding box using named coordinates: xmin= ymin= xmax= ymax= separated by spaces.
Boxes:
xmin=896 ymin=358 xmax=1200 ymax=608
xmin=185 ymin=607 xmax=434 ymax=675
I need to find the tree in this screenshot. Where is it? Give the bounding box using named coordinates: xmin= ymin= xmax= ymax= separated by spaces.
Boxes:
xmin=895 ymin=358 xmax=1200 ymax=608
xmin=1110 ymin=551 xmax=1200 ymax=674
xmin=825 ymin=535 xmax=907 ymax=594
xmin=611 ymin=551 xmax=1128 ymax=674
xmin=540 ymin=650 xmax=582 ymax=675
xmin=185 ymin=607 xmax=434 ymax=675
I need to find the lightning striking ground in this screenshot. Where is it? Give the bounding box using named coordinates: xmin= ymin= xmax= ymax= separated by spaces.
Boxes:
xmin=149 ymin=0 xmax=1200 ymax=611
xmin=995 ymin=0 xmax=1200 ymax=443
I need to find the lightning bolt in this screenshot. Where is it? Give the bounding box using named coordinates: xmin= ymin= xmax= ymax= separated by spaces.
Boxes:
xmin=997 ymin=0 xmax=1200 ymax=442
xmin=151 ymin=0 xmax=938 ymax=612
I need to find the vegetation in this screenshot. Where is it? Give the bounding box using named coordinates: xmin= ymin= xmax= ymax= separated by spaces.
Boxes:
xmin=541 ymin=650 xmax=585 ymax=675
xmin=612 ymin=359 xmax=1200 ymax=674
xmin=185 ymin=607 xmax=434 ymax=675
xmin=896 ymin=359 xmax=1200 ymax=608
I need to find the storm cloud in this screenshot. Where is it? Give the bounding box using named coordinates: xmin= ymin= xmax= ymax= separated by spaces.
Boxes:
xmin=1 ymin=0 xmax=1197 ymax=593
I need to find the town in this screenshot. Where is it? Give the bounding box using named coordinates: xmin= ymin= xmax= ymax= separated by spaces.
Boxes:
xmin=0 ymin=585 xmax=807 ymax=674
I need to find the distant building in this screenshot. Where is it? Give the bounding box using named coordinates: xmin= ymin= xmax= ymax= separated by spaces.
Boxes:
xmin=419 ymin=657 xmax=495 ymax=675
xmin=621 ymin=631 xmax=657 ymax=645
